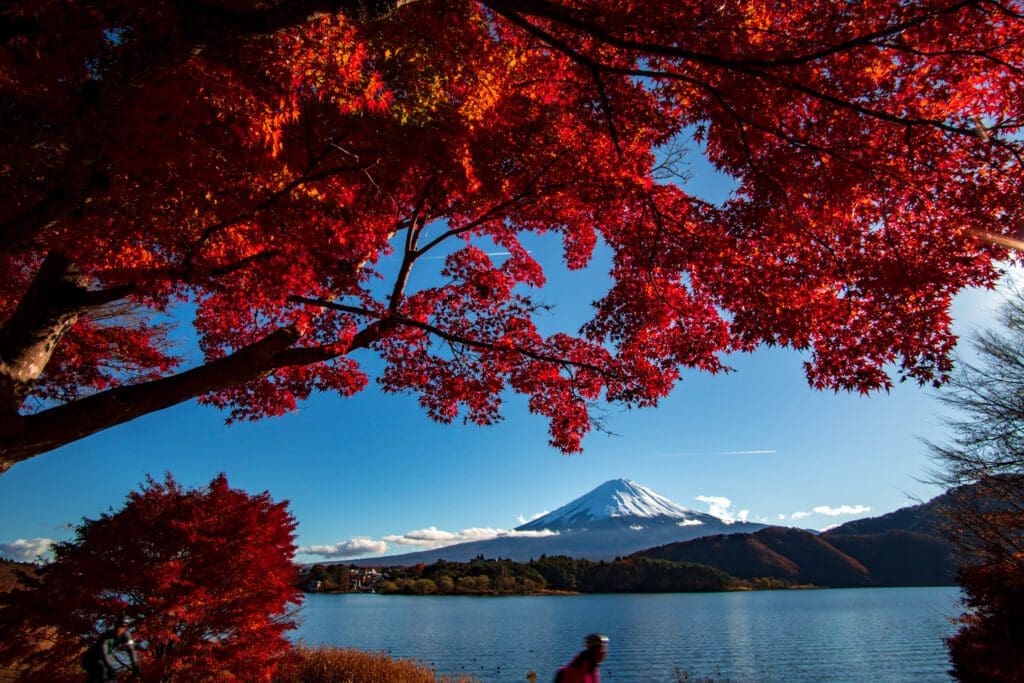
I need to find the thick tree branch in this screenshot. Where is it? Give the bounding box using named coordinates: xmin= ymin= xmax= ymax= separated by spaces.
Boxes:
xmin=0 ymin=326 xmax=256 ymax=465
xmin=485 ymin=0 xmax=1003 ymax=145
xmin=0 ymin=254 xmax=135 ymax=415
xmin=0 ymin=327 xmax=299 ymax=472
xmin=0 ymin=307 xmax=401 ymax=472
xmin=484 ymin=0 xmax=981 ymax=69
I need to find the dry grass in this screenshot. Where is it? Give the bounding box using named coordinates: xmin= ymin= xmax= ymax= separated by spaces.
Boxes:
xmin=274 ymin=645 xmax=479 ymax=683
xmin=1 ymin=639 xmax=480 ymax=683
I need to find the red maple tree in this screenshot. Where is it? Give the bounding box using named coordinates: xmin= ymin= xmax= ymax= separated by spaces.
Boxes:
xmin=1 ymin=1 xmax=1021 ymax=471
xmin=0 ymin=474 xmax=302 ymax=681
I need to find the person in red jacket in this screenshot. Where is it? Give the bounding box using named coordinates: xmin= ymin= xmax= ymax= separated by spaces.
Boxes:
xmin=555 ymin=633 xmax=608 ymax=683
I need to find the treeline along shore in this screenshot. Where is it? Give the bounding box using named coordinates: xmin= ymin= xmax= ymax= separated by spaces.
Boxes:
xmin=301 ymin=555 xmax=800 ymax=595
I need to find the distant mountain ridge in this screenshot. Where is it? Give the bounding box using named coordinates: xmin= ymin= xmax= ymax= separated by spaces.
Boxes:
xmin=351 ymin=479 xmax=765 ymax=566
xmin=633 ymin=487 xmax=960 ymax=587
xmin=635 ymin=527 xmax=872 ymax=587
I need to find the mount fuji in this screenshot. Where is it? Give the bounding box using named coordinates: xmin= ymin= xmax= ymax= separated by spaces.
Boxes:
xmin=517 ymin=478 xmax=721 ymax=532
xmin=351 ymin=479 xmax=766 ymax=566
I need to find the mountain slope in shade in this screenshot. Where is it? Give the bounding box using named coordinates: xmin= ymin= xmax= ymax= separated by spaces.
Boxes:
xmin=818 ymin=486 xmax=957 ymax=585
xmin=753 ymin=527 xmax=870 ymax=586
xmin=823 ymin=531 xmax=955 ymax=585
xmin=631 ymin=532 xmax=801 ymax=579
xmin=635 ymin=527 xmax=871 ymax=587
xmin=350 ymin=479 xmax=765 ymax=566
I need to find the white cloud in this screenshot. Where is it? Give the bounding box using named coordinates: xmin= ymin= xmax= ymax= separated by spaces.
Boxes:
xmin=516 ymin=511 xmax=548 ymax=525
xmin=302 ymin=523 xmax=560 ymax=559
xmin=505 ymin=529 xmax=560 ymax=538
xmin=696 ymin=495 xmax=731 ymax=515
xmin=383 ymin=527 xmax=498 ymax=547
xmin=0 ymin=538 xmax=54 ymax=563
xmin=382 ymin=526 xmax=558 ymax=549
xmin=629 ymin=524 xmax=644 ymax=531
xmin=696 ymin=496 xmax=749 ymax=524
xmin=678 ymin=519 xmax=704 ymax=527
xmin=300 ymin=537 xmax=387 ymax=559
xmin=778 ymin=514 xmax=787 ymax=521
xmin=813 ymin=505 xmax=871 ymax=517
xmin=790 ymin=511 xmax=812 ymax=520
xmin=495 ymin=528 xmax=537 ymax=540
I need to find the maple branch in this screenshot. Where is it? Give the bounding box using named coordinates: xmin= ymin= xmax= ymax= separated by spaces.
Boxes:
xmin=880 ymin=41 xmax=1024 ymax=77
xmin=389 ymin=216 xmax=423 ymax=312
xmin=484 ymin=0 xmax=982 ymax=69
xmin=173 ymin=0 xmax=410 ymax=41
xmin=979 ymin=0 xmax=1024 ymax=19
xmin=615 ymin=59 xmax=981 ymax=201
xmin=589 ymin=66 xmax=624 ymax=158
xmin=416 ymin=158 xmax=568 ymax=257
xmin=398 ymin=317 xmax=614 ymax=376
xmin=288 ymin=295 xmax=619 ymax=377
xmin=185 ymin=158 xmax=376 ymax=269
xmin=0 ymin=248 xmax=284 ymax=429
xmin=0 ymin=310 xmax=399 ymax=473
xmin=0 ymin=254 xmax=135 ymax=416
xmin=0 ymin=327 xmax=296 ymax=472
xmin=287 ymin=295 xmax=374 ymax=317
xmin=0 ymin=114 xmax=111 ymax=253
xmin=487 ymin=0 xmax=1010 ymax=150
xmin=757 ymin=71 xmax=977 ymax=138
xmin=386 ymin=182 xmax=438 ymax=312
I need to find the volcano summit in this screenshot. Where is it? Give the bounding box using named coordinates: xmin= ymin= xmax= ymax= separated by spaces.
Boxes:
xmin=352 ymin=479 xmax=765 ymax=566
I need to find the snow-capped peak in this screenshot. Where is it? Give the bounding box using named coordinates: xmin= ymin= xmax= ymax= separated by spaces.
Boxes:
xmin=516 ymin=479 xmax=704 ymax=531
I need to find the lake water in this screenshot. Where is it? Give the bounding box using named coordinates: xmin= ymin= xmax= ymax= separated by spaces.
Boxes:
xmin=294 ymin=587 xmax=961 ymax=682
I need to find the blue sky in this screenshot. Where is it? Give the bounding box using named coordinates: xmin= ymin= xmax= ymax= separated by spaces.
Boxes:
xmin=0 ymin=152 xmax=1014 ymax=564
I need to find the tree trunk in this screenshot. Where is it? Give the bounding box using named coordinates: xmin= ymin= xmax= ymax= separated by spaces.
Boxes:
xmin=0 ymin=328 xmax=302 ymax=472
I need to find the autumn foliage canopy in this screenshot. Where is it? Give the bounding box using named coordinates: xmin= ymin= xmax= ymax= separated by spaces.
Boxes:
xmin=0 ymin=474 xmax=301 ymax=681
xmin=2 ymin=0 xmax=1023 ymax=470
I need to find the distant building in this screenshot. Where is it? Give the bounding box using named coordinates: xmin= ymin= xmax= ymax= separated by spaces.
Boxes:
xmin=351 ymin=568 xmax=382 ymax=592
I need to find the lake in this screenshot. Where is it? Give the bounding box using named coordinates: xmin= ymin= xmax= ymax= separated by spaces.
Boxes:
xmin=293 ymin=587 xmax=961 ymax=682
